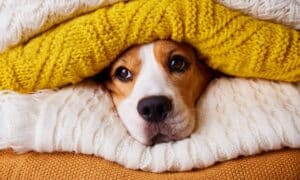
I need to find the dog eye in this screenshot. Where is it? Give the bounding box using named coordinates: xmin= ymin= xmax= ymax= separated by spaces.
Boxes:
xmin=114 ymin=66 xmax=133 ymax=82
xmin=168 ymin=55 xmax=189 ymax=73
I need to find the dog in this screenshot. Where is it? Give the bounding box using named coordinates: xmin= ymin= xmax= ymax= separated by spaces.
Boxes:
xmin=101 ymin=40 xmax=213 ymax=145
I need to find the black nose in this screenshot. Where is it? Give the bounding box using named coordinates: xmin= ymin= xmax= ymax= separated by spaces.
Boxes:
xmin=137 ymin=96 xmax=172 ymax=123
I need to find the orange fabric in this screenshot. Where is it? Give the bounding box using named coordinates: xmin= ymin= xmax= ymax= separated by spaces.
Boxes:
xmin=0 ymin=149 xmax=299 ymax=179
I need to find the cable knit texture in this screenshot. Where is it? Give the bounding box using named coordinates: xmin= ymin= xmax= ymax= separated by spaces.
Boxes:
xmin=217 ymin=0 xmax=300 ymax=29
xmin=0 ymin=0 xmax=299 ymax=53
xmin=0 ymin=0 xmax=299 ymax=93
xmin=0 ymin=0 xmax=126 ymax=52
xmin=1 ymin=78 xmax=299 ymax=172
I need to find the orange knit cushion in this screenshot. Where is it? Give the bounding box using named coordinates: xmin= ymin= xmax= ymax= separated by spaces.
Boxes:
xmin=1 ymin=149 xmax=299 ymax=179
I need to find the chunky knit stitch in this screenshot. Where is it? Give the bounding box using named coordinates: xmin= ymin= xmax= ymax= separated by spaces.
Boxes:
xmin=1 ymin=78 xmax=300 ymax=172
xmin=0 ymin=0 xmax=299 ymax=92
xmin=1 ymin=0 xmax=299 ymax=53
xmin=218 ymin=0 xmax=300 ymax=30
xmin=0 ymin=0 xmax=126 ymax=52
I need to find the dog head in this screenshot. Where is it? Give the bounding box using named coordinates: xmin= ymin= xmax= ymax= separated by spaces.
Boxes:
xmin=104 ymin=40 xmax=212 ymax=145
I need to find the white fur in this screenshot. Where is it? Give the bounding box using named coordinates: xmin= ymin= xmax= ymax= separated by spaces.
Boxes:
xmin=117 ymin=43 xmax=193 ymax=145
xmin=0 ymin=78 xmax=299 ymax=172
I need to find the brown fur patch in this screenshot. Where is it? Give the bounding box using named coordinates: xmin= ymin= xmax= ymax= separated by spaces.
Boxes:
xmin=153 ymin=40 xmax=211 ymax=107
xmin=106 ymin=46 xmax=141 ymax=105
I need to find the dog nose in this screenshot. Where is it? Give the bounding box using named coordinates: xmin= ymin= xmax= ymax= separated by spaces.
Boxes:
xmin=137 ymin=96 xmax=172 ymax=123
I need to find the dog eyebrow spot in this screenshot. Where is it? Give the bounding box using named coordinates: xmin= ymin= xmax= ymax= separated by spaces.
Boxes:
xmin=120 ymin=58 xmax=128 ymax=63
xmin=167 ymin=49 xmax=176 ymax=59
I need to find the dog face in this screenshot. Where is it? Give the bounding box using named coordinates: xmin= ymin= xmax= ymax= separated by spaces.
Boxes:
xmin=105 ymin=40 xmax=211 ymax=145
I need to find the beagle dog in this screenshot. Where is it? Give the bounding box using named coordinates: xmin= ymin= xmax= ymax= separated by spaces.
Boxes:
xmin=102 ymin=40 xmax=213 ymax=145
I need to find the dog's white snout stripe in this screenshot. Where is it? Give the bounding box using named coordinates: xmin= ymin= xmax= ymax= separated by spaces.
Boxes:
xmin=134 ymin=43 xmax=173 ymax=98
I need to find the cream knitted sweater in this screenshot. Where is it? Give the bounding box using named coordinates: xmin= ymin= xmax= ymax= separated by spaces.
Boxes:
xmin=1 ymin=78 xmax=299 ymax=172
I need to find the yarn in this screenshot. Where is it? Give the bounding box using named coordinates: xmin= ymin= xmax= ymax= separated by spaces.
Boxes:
xmin=0 ymin=0 xmax=299 ymax=92
xmin=1 ymin=78 xmax=299 ymax=172
xmin=0 ymin=0 xmax=299 ymax=53
xmin=218 ymin=0 xmax=300 ymax=30
xmin=0 ymin=0 xmax=126 ymax=52
xmin=1 ymin=149 xmax=300 ymax=178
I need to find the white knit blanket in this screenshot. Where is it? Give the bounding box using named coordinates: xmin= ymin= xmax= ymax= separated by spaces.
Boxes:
xmin=0 ymin=0 xmax=299 ymax=52
xmin=1 ymin=78 xmax=299 ymax=172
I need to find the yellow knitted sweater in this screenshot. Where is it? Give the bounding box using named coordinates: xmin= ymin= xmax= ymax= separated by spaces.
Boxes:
xmin=0 ymin=0 xmax=299 ymax=92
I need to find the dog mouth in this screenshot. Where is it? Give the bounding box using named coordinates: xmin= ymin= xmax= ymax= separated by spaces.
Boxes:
xmin=148 ymin=123 xmax=191 ymax=145
xmin=151 ymin=133 xmax=171 ymax=144
xmin=147 ymin=115 xmax=194 ymax=145
xmin=115 ymin=97 xmax=196 ymax=145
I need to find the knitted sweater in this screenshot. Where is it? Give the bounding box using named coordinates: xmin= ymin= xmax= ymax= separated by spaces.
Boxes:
xmin=0 ymin=0 xmax=127 ymax=52
xmin=1 ymin=0 xmax=299 ymax=53
xmin=1 ymin=78 xmax=299 ymax=172
xmin=0 ymin=0 xmax=299 ymax=92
